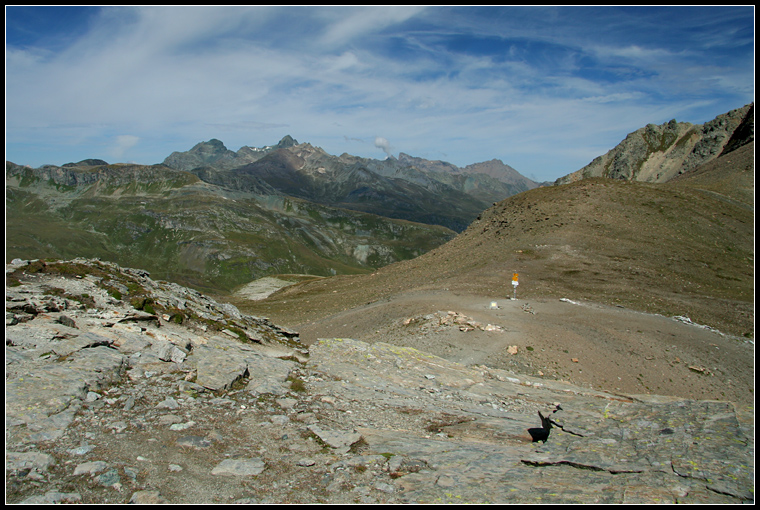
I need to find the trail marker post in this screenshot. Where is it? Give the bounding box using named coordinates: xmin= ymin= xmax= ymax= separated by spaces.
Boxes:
xmin=511 ymin=273 xmax=519 ymax=300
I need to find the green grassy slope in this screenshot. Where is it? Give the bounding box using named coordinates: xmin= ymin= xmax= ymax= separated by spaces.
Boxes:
xmin=6 ymin=162 xmax=455 ymax=294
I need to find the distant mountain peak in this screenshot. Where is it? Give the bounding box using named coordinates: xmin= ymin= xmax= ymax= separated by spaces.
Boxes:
xmin=164 ymin=136 xmax=305 ymax=172
xmin=276 ymin=135 xmax=298 ymax=148
xmin=62 ymin=159 xmax=109 ymax=168
xmin=191 ymin=138 xmax=229 ymax=152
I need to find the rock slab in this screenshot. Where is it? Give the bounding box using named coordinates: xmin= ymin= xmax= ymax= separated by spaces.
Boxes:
xmin=211 ymin=458 xmax=266 ymax=477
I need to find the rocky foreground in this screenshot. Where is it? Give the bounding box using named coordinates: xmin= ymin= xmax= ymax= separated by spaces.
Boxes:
xmin=5 ymin=259 xmax=754 ymax=503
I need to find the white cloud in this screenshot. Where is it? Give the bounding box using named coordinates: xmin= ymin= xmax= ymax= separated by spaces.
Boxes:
xmin=374 ymin=137 xmax=392 ymax=158
xmin=109 ymin=135 xmax=140 ymax=159
xmin=590 ymin=44 xmax=678 ymax=62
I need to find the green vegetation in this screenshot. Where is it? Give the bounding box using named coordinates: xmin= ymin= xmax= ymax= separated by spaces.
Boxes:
xmin=43 ymin=286 xmax=96 ymax=309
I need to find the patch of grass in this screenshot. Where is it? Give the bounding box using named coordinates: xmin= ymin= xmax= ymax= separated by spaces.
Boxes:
xmin=43 ymin=287 xmax=96 ymax=309
xmin=107 ymin=287 xmax=122 ymax=300
xmin=287 ymin=375 xmax=307 ymax=393
xmin=169 ymin=311 xmax=185 ymax=324
xmin=224 ymin=326 xmax=249 ymax=343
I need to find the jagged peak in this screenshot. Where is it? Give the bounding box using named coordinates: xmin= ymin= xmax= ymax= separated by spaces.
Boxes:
xmin=276 ymin=135 xmax=298 ymax=148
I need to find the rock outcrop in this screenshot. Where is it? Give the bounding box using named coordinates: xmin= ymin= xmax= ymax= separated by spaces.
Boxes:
xmin=5 ymin=259 xmax=753 ymax=504
xmin=556 ymin=103 xmax=754 ymax=184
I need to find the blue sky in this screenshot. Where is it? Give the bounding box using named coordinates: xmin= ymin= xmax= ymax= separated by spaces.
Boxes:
xmin=5 ymin=6 xmax=755 ymax=182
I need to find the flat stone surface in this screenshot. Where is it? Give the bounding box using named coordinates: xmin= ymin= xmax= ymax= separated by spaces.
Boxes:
xmin=306 ymin=338 xmax=754 ymax=504
xmin=129 ymin=490 xmax=167 ymax=504
xmin=20 ymin=491 xmax=82 ymax=504
xmin=308 ymin=425 xmax=362 ymax=449
xmin=73 ymin=461 xmax=109 ymax=476
xmin=193 ymin=343 xmax=250 ymax=391
xmin=6 ymin=451 xmax=56 ymax=472
xmin=211 ymin=458 xmax=266 ymax=476
xmin=175 ymin=435 xmax=212 ymax=449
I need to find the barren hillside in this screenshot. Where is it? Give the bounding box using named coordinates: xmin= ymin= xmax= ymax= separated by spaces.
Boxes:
xmin=237 ymin=142 xmax=754 ymax=404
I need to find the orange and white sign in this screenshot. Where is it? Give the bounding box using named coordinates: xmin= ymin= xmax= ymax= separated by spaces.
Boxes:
xmin=512 ymin=273 xmax=519 ymax=286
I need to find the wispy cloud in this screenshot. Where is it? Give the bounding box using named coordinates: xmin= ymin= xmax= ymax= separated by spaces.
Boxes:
xmin=317 ymin=6 xmax=427 ymax=48
xmin=5 ymin=6 xmax=754 ymax=181
xmin=109 ymin=135 xmax=140 ymax=160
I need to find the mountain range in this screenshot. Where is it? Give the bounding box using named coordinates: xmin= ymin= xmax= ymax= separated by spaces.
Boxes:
xmin=225 ymin=103 xmax=754 ymax=343
xmin=6 ymin=137 xmax=541 ymax=294
xmin=162 ymin=136 xmax=541 ymax=232
xmin=247 ymin=115 xmax=754 ymax=342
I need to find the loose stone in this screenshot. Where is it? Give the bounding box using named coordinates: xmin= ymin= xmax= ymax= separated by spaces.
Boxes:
xmin=73 ymin=461 xmax=109 ymax=476
xmin=211 ymin=458 xmax=266 ymax=476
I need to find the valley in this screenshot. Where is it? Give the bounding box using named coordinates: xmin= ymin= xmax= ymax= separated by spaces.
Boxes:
xmin=5 ymin=162 xmax=456 ymax=294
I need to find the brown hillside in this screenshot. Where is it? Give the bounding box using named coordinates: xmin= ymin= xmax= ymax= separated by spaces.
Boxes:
xmin=245 ymin=144 xmax=753 ymax=339
xmin=669 ymin=139 xmax=754 ymax=208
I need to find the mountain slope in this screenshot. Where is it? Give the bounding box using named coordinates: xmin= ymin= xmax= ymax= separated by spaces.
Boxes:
xmin=556 ymin=103 xmax=753 ymax=184
xmin=247 ymin=142 xmax=754 ymax=340
xmin=5 ymin=161 xmax=455 ymax=294
xmin=221 ymin=145 xmax=488 ymax=232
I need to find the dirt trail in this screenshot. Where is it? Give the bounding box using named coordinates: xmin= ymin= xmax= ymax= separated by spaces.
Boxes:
xmin=269 ymin=289 xmax=754 ymax=406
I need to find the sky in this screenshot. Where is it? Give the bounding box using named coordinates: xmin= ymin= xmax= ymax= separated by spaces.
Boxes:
xmin=5 ymin=5 xmax=755 ymax=182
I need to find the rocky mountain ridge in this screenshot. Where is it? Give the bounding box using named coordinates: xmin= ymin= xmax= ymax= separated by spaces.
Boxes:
xmin=5 ymin=258 xmax=754 ymax=504
xmin=162 ymin=137 xmax=540 ymax=232
xmin=556 ymin=103 xmax=753 ymax=184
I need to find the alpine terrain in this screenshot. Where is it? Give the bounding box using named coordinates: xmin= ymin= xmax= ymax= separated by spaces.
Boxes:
xmin=5 ymin=103 xmax=754 ymax=504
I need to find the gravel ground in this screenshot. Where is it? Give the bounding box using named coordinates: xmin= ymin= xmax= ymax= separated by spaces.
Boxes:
xmin=245 ymin=288 xmax=754 ymax=407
